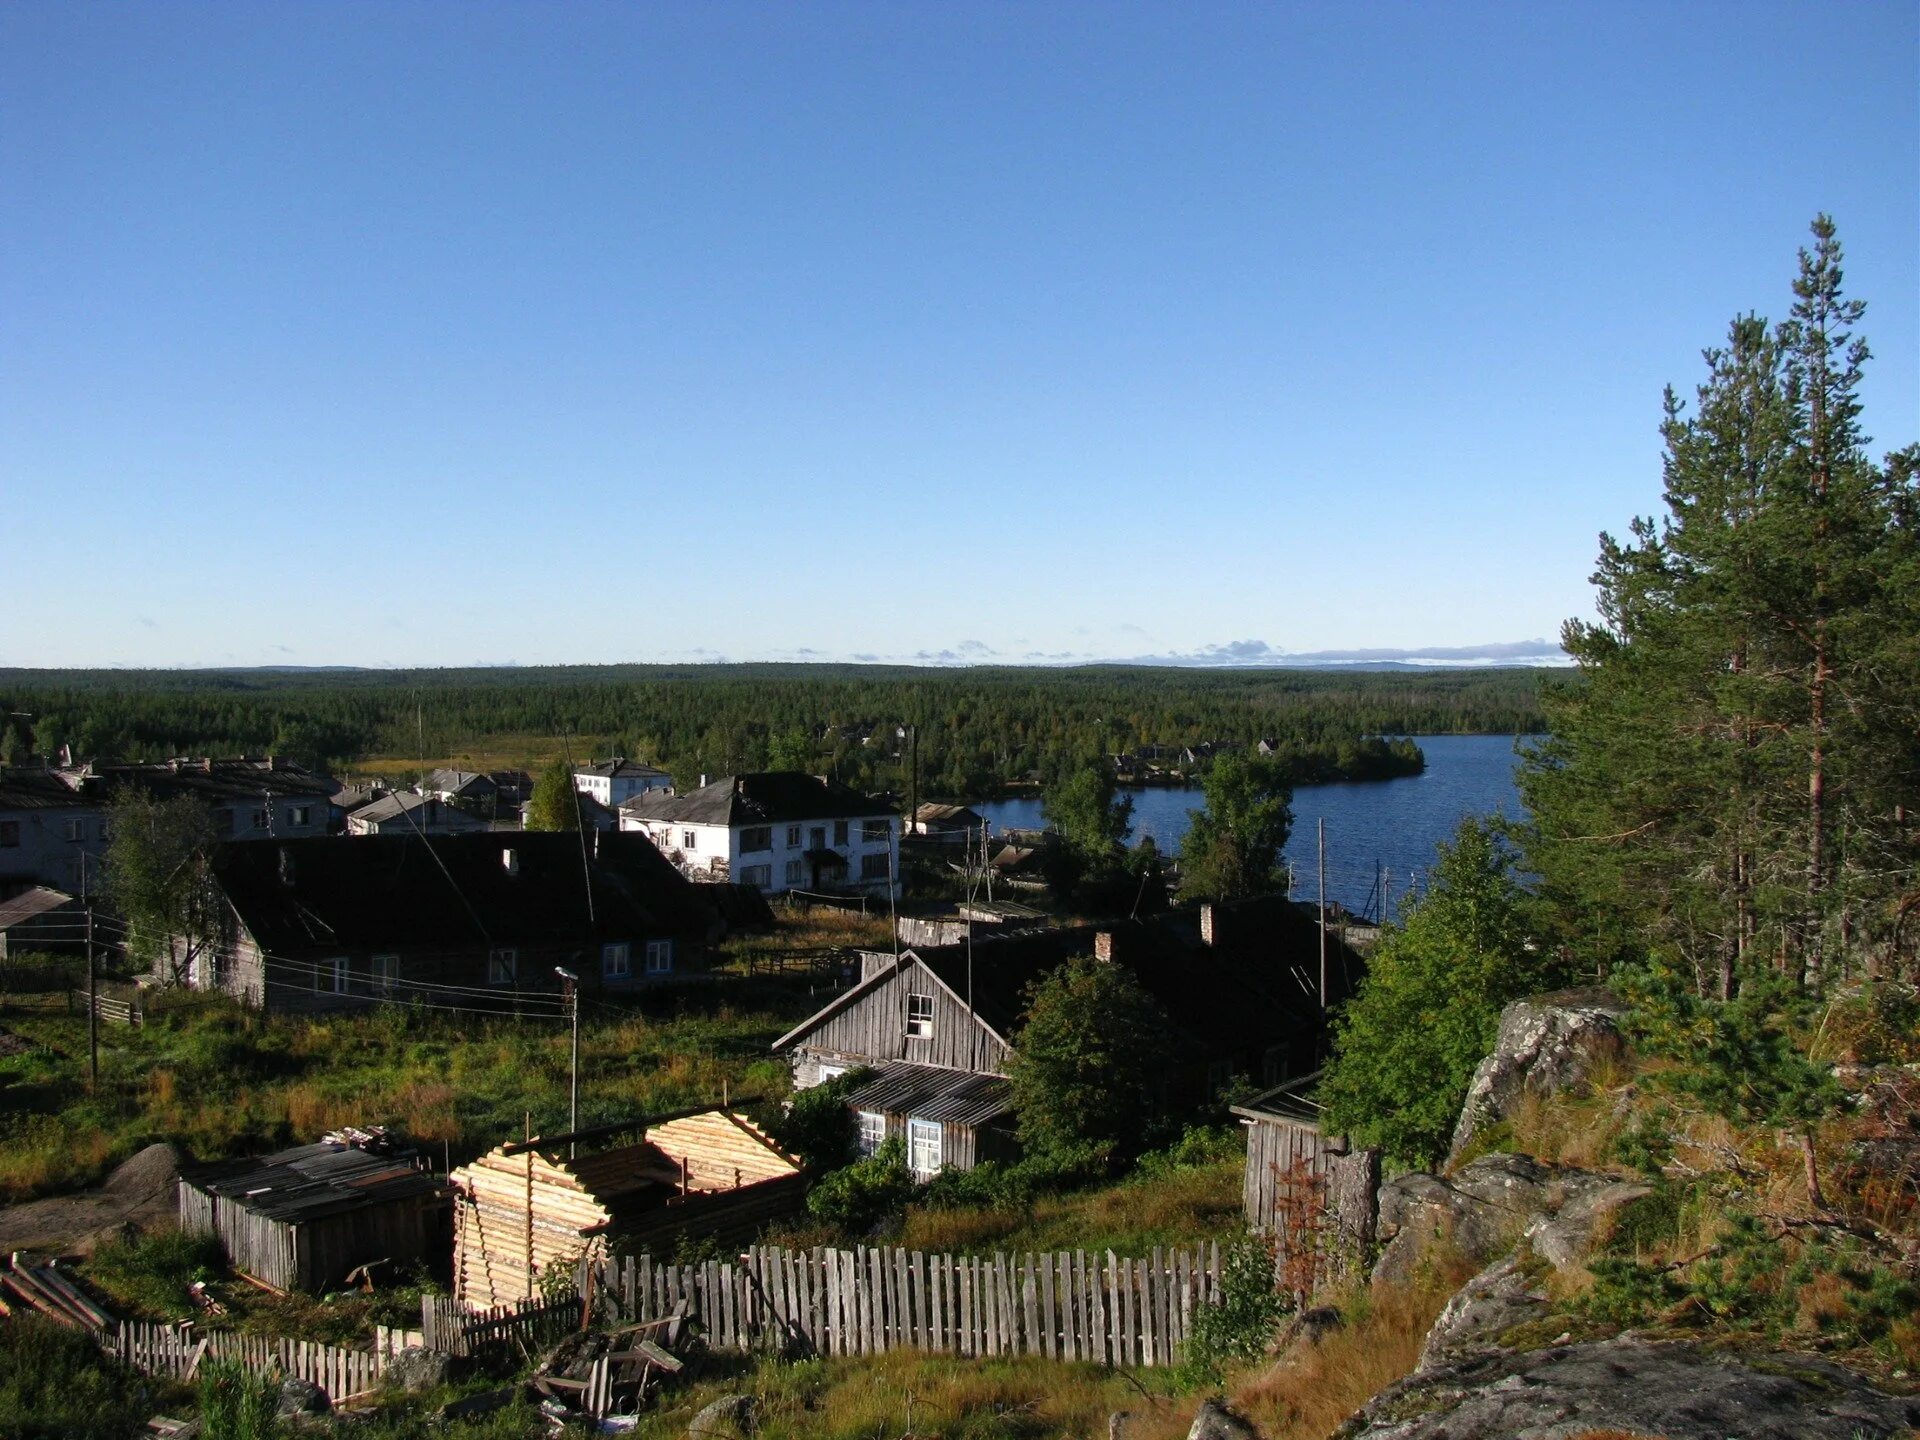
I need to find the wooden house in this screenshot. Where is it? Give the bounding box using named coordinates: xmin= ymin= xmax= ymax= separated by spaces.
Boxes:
xmin=177 ymin=830 xmax=720 ymax=1014
xmin=178 ymin=1135 xmax=450 ymax=1293
xmin=449 ymin=1109 xmax=805 ymax=1311
xmin=772 ymin=896 xmax=1364 ymax=1177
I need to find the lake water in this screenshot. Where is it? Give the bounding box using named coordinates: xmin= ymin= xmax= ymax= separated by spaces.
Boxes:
xmin=974 ymin=734 xmax=1528 ymax=920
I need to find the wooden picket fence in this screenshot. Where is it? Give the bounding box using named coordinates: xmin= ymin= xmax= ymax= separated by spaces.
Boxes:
xmin=420 ymin=1292 xmax=579 ymax=1359
xmin=109 ymin=1318 xmax=383 ymax=1400
xmin=590 ymin=1243 xmax=1224 ymax=1368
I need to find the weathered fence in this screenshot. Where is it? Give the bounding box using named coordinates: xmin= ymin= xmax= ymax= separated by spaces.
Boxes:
xmin=421 ymin=1293 xmax=579 ymax=1359
xmin=590 ymin=1243 xmax=1223 ymax=1368
xmin=109 ymin=1319 xmax=384 ymax=1400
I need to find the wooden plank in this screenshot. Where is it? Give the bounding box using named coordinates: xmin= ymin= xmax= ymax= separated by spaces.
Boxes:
xmin=1144 ymin=1248 xmax=1161 ymax=1367
xmin=1038 ymin=1251 xmax=1056 ymax=1359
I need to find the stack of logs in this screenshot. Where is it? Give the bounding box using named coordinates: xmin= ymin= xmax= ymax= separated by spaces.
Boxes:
xmin=0 ymin=1252 xmax=113 ymax=1331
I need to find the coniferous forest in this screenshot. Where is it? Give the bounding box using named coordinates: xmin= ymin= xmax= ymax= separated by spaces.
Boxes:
xmin=0 ymin=663 xmax=1544 ymax=797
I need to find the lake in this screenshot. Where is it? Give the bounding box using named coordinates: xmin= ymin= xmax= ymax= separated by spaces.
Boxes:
xmin=973 ymin=734 xmax=1528 ymax=920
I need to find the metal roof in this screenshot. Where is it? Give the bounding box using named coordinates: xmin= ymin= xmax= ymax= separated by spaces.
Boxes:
xmin=185 ymin=1141 xmax=447 ymax=1224
xmin=1229 ymin=1070 xmax=1326 ymax=1129
xmin=842 ymin=1061 xmax=1012 ymax=1129
xmin=0 ymin=886 xmax=77 ymax=928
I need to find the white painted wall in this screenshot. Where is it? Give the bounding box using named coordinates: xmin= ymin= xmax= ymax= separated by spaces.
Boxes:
xmin=620 ymin=812 xmax=899 ymax=899
xmin=574 ymin=769 xmax=672 ymax=808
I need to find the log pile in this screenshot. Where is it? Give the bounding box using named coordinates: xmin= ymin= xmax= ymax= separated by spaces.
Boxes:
xmin=1 ymin=1252 xmax=113 ymax=1330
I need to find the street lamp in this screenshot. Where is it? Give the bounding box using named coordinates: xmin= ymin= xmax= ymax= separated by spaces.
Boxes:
xmin=554 ymin=968 xmax=579 ymax=1156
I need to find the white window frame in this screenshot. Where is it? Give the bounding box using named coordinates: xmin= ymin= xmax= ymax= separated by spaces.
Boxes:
xmin=907 ymin=1117 xmax=942 ymax=1177
xmin=784 ymin=858 xmax=803 ymax=885
xmin=319 ymin=956 xmax=348 ymax=994
xmin=644 ymin=939 xmax=672 ymax=975
xmin=64 ymin=817 xmax=87 ymax=843
xmin=602 ymin=942 xmax=631 ymax=980
xmin=251 ymin=807 xmax=270 ymax=831
xmin=739 ymin=864 xmax=772 ymax=890
xmin=682 ymin=830 xmax=698 ymax=850
xmin=818 ymin=1063 xmax=848 ymax=1082
xmin=488 ymin=948 xmax=518 ymax=987
xmin=289 ymin=804 xmax=311 ymax=827
xmin=786 ymin=824 xmax=802 ymax=847
xmin=372 ymin=953 xmax=398 ymax=997
xmin=857 ymin=1110 xmax=886 ymax=1157
xmin=905 ymin=993 xmax=933 ymax=1040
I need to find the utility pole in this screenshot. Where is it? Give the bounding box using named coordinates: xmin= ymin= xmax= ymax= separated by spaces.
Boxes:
xmin=1382 ymin=864 xmax=1392 ymax=922
xmin=82 ymin=852 xmax=97 ymax=1086
xmin=1317 ymin=818 xmax=1327 ymax=1011
xmin=555 ymin=968 xmax=579 ymax=1158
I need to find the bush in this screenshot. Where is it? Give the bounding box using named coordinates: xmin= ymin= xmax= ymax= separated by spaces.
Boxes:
xmin=806 ymin=1139 xmax=918 ymax=1234
xmin=0 ymin=1315 xmax=148 ymax=1439
xmin=763 ymin=1068 xmax=872 ymax=1171
xmin=1176 ymin=1233 xmax=1287 ymax=1390
xmin=1131 ymin=1125 xmax=1242 ymax=1182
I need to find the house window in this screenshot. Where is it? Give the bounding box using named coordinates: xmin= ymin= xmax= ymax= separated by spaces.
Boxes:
xmin=0 ymin=820 xmax=18 ymax=847
xmin=810 ymin=826 xmax=826 ymax=850
xmin=740 ymin=827 xmax=771 ymax=853
xmin=784 ymin=859 xmax=803 ymax=885
xmin=602 ymin=943 xmax=631 ymax=980
xmin=862 ymin=819 xmax=890 ymax=843
xmin=372 ymin=954 xmax=398 ymax=997
xmin=834 ymin=820 xmax=849 ymax=845
xmin=857 ymin=1111 xmax=886 ymax=1156
xmin=289 ymin=805 xmax=312 ymax=827
xmin=682 ymin=830 xmax=698 ymax=850
xmin=786 ymin=825 xmax=801 ymax=847
xmin=644 ymin=939 xmax=672 ymax=975
xmin=739 ymin=864 xmax=772 ymax=889
xmin=818 ymin=1063 xmax=848 ymax=1082
xmin=907 ymin=1118 xmax=942 ymax=1177
xmin=861 ymin=853 xmax=891 ymax=881
xmin=251 ymin=808 xmax=270 ymax=830
xmin=64 ymin=818 xmax=87 ymax=843
xmin=317 ymin=956 xmax=348 ymax=994
xmin=488 ymin=948 xmax=517 ymax=987
xmin=905 ymin=993 xmax=933 ymax=1039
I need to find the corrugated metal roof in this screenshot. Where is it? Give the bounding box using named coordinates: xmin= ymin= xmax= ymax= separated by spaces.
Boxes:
xmin=842 ymin=1062 xmax=1012 ymax=1128
xmin=0 ymin=886 xmax=77 ymax=928
xmin=185 ymin=1141 xmax=447 ymax=1223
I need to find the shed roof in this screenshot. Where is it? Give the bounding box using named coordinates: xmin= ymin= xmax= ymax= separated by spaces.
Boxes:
xmin=843 ymin=1062 xmax=1012 ymax=1128
xmin=0 ymin=886 xmax=77 ymax=928
xmin=184 ymin=1141 xmax=445 ymax=1223
xmin=620 ymin=773 xmax=894 ymax=827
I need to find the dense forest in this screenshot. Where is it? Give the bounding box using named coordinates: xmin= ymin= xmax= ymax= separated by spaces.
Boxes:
xmin=0 ymin=663 xmax=1546 ymax=798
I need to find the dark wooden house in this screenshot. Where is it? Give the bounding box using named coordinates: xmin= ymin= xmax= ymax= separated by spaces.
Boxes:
xmin=450 ymin=1110 xmax=805 ymax=1310
xmin=772 ymin=896 xmax=1364 ymax=1176
xmin=178 ymin=1136 xmax=450 ymax=1293
xmin=177 ymin=831 xmax=721 ymax=1014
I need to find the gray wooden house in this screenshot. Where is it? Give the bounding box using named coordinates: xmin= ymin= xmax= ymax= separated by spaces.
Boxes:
xmin=1232 ymin=1073 xmax=1379 ymax=1295
xmin=179 ymin=1138 xmax=451 ymax=1293
xmin=773 ymin=896 xmax=1362 ymax=1177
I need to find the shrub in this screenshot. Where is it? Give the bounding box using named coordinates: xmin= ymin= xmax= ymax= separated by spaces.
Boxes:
xmin=764 ymin=1068 xmax=872 ymax=1171
xmin=1176 ymin=1233 xmax=1287 ymax=1391
xmin=1131 ymin=1124 xmax=1242 ymax=1182
xmin=806 ymin=1139 xmax=918 ymax=1234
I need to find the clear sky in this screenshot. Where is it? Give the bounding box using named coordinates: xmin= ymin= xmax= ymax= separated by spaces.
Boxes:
xmin=2 ymin=2 xmax=1914 ymax=669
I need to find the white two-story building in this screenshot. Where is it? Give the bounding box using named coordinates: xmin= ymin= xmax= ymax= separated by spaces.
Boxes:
xmin=619 ymin=773 xmax=899 ymax=900
xmin=573 ymin=757 xmax=674 ymax=809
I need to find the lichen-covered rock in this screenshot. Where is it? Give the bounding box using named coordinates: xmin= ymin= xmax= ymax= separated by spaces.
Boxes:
xmin=1448 ymin=989 xmax=1627 ymax=1164
xmin=1414 ymin=1254 xmax=1552 ymax=1370
xmin=276 ymin=1376 xmax=331 ymax=1419
xmin=689 ymin=1394 xmax=759 ymax=1437
xmin=1333 ymin=1335 xmax=1920 ymax=1440
xmin=384 ymin=1344 xmax=451 ymax=1393
xmin=1521 ymin=1176 xmax=1650 ymax=1271
xmin=1187 ymin=1397 xmax=1262 ymax=1440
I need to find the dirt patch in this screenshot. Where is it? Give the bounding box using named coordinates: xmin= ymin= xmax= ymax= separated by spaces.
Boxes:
xmin=0 ymin=1143 xmax=183 ymax=1255
xmin=0 ymin=1027 xmax=39 ymax=1058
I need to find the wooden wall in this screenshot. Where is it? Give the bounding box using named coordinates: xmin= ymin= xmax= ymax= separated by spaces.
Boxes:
xmin=1241 ymin=1117 xmax=1379 ymax=1293
xmin=180 ymin=1178 xmax=444 ymax=1293
xmin=796 ymin=960 xmax=1009 ymax=1075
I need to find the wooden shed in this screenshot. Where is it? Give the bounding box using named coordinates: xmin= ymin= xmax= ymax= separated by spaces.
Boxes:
xmin=450 ymin=1109 xmax=805 ymax=1311
xmin=1232 ymin=1073 xmax=1379 ymax=1295
xmin=179 ymin=1136 xmax=451 ymax=1293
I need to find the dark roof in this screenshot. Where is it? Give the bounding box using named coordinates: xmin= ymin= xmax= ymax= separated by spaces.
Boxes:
xmin=183 ymin=1141 xmax=446 ymax=1223
xmin=426 ymin=769 xmax=495 ymax=796
xmin=62 ymin=758 xmax=334 ymax=804
xmin=913 ymin=803 xmax=983 ymax=825
xmin=0 ymin=769 xmax=91 ymax=811
xmin=843 ymin=1062 xmax=1012 ymax=1128
xmin=779 ymin=894 xmax=1360 ymax=1062
xmin=1230 ymin=1070 xmax=1326 ymax=1129
xmin=0 ymin=886 xmax=77 ymax=928
xmin=620 ymin=773 xmax=896 ymax=827
xmin=351 ymin=792 xmax=488 ymax=828
xmin=210 ymin=831 xmax=714 ymax=955
xmin=578 ymin=758 xmax=670 ymax=781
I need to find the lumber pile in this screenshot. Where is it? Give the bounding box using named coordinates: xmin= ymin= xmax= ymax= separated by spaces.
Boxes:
xmin=530 ymin=1309 xmax=691 ymax=1424
xmin=1 ymin=1252 xmax=113 ymax=1330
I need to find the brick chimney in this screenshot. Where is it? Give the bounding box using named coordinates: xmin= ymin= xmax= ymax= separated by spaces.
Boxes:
xmin=1200 ymin=903 xmax=1217 ymax=947
xmin=1093 ymin=930 xmax=1116 ymax=963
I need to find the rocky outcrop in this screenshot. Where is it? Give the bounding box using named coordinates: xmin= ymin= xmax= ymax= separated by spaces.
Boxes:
xmin=1186 ymin=1398 xmax=1261 ymax=1440
xmin=689 ymin=1394 xmax=759 ymax=1437
xmin=1333 ymin=1335 xmax=1920 ymax=1440
xmin=1447 ymin=989 xmax=1627 ymax=1164
xmin=1414 ymin=1253 xmax=1552 ymax=1370
xmin=1372 ymin=1154 xmax=1643 ymax=1287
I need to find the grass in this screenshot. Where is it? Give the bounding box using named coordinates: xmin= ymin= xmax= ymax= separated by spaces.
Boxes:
xmin=896 ymin=1160 xmax=1245 ymax=1257
xmin=0 ymin=1313 xmax=162 ymax=1440
xmin=0 ymin=979 xmax=819 ymax=1203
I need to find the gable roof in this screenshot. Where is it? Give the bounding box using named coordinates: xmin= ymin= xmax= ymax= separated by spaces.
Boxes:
xmin=63 ymin=757 xmax=335 ymax=803
xmin=425 ymin=768 xmax=495 ymax=796
xmin=577 ymin=758 xmax=671 ymax=781
xmin=773 ymin=896 xmax=1361 ymax=1062
xmin=351 ymin=792 xmax=488 ymax=829
xmin=211 ymin=831 xmax=714 ymax=955
xmin=0 ymin=768 xmax=94 ymax=811
xmin=620 ymin=773 xmax=895 ymax=827
xmin=0 ymin=885 xmax=77 ymax=928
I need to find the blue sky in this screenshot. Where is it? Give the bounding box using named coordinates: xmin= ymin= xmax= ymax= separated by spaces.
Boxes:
xmin=2 ymin=2 xmax=1914 ymax=669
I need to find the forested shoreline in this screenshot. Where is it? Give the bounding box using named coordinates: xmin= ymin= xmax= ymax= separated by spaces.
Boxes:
xmin=0 ymin=663 xmax=1545 ymax=798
